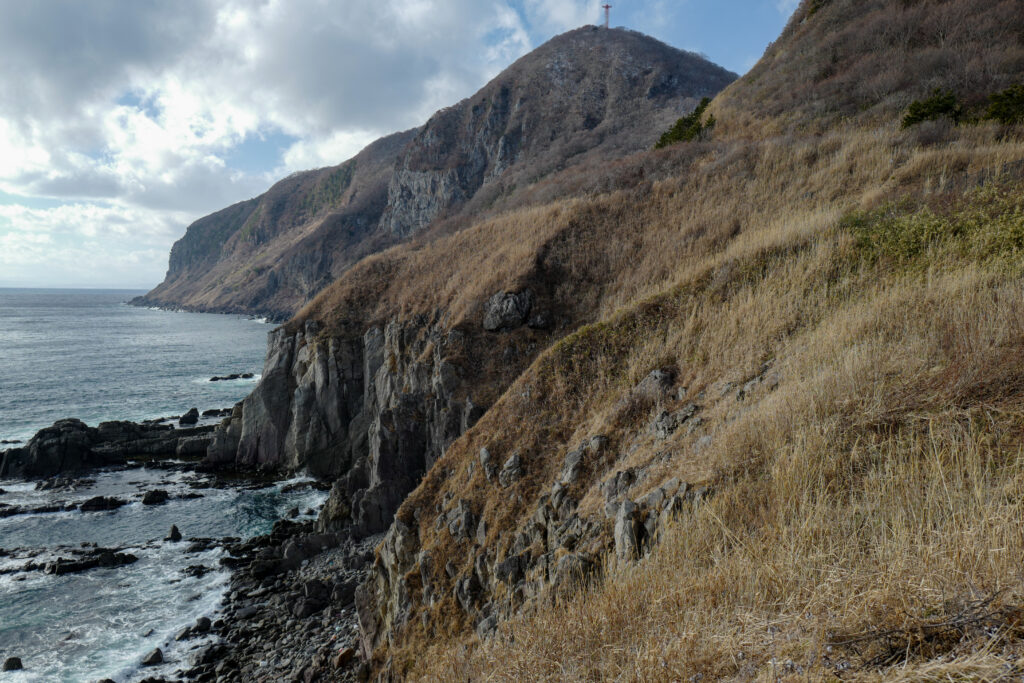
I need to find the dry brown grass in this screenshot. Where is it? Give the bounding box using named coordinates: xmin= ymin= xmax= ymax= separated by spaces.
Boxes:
xmin=289 ymin=2 xmax=1024 ymax=677
xmin=352 ymin=129 xmax=1024 ymax=677
xmin=400 ymin=194 xmax=1024 ymax=681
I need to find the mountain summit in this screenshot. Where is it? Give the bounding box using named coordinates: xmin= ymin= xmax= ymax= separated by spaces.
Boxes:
xmin=137 ymin=27 xmax=736 ymax=319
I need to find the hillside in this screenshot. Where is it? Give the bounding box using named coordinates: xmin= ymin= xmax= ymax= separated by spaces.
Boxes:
xmin=137 ymin=27 xmax=736 ymax=319
xmin=184 ymin=0 xmax=1024 ymax=679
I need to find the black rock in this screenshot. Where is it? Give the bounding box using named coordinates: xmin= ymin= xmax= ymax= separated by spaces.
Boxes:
xmin=2 ymin=656 xmax=23 ymax=671
xmin=142 ymin=490 xmax=169 ymax=505
xmin=79 ymin=496 xmax=126 ymax=512
xmin=141 ymin=647 xmax=163 ymax=666
xmin=166 ymin=525 xmax=183 ymax=542
xmin=178 ymin=408 xmax=200 ymax=426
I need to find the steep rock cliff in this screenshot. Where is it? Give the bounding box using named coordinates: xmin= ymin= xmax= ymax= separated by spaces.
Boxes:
xmin=203 ymin=311 xmax=550 ymax=539
xmin=140 ymin=27 xmax=736 ymax=318
xmin=382 ymin=26 xmax=737 ymax=237
xmin=135 ymin=130 xmax=416 ymax=319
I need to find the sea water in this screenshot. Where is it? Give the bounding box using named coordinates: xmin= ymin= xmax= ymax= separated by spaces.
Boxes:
xmin=0 ymin=288 xmax=311 ymax=681
xmin=0 ymin=471 xmax=327 ymax=682
xmin=0 ymin=288 xmax=270 ymax=443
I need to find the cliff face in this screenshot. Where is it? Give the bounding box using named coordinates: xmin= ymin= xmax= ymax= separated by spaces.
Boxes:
xmin=136 ymin=130 xmax=416 ymax=319
xmin=381 ymin=26 xmax=736 ymax=237
xmin=139 ymin=27 xmax=736 ymax=318
xmin=204 ymin=307 xmax=545 ymax=539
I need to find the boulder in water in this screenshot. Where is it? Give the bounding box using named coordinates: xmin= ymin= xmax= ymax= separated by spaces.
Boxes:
xmin=141 ymin=648 xmax=163 ymax=666
xmin=142 ymin=489 xmax=169 ymax=505
xmin=178 ymin=408 xmax=200 ymax=426
xmin=166 ymin=525 xmax=183 ymax=542
xmin=79 ymin=496 xmax=126 ymax=512
xmin=2 ymin=656 xmax=23 ymax=671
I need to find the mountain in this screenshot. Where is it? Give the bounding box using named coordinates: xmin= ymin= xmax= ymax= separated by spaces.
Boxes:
xmin=136 ymin=27 xmax=737 ymax=319
xmin=154 ymin=1 xmax=1024 ymax=679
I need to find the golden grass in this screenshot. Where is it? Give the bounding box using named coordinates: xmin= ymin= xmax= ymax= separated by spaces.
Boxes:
xmin=357 ymin=128 xmax=1024 ymax=677
xmin=406 ymin=227 xmax=1024 ymax=682
xmin=288 ymin=6 xmax=1024 ymax=674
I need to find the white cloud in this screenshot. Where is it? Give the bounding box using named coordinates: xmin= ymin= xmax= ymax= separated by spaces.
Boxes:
xmin=0 ymin=202 xmax=191 ymax=287
xmin=0 ymin=0 xmax=638 ymax=286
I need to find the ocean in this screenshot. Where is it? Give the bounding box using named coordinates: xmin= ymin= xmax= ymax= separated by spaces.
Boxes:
xmin=0 ymin=289 xmax=318 ymax=682
xmin=0 ymin=288 xmax=270 ymax=443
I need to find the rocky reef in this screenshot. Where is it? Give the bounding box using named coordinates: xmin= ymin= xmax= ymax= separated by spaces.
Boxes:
xmin=0 ymin=419 xmax=216 ymax=479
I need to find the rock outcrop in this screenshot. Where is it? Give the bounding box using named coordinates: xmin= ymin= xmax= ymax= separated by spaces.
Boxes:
xmin=0 ymin=419 xmax=216 ymax=479
xmin=382 ymin=27 xmax=736 ymax=238
xmin=138 ymin=27 xmax=736 ymax=319
xmin=204 ymin=317 xmax=488 ymax=539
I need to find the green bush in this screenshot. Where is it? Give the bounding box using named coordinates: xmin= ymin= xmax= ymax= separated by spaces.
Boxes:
xmin=655 ymin=97 xmax=715 ymax=149
xmin=844 ymin=185 xmax=1024 ymax=265
xmin=902 ymin=89 xmax=962 ymax=128
xmin=985 ymin=84 xmax=1024 ymax=125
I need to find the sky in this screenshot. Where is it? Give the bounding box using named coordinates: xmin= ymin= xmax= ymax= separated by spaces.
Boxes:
xmin=0 ymin=0 xmax=799 ymax=289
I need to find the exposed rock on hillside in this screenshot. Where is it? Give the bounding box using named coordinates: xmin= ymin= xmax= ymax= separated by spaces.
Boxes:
xmin=138 ymin=27 xmax=736 ymax=318
xmin=135 ymin=130 xmax=416 ymax=320
xmin=381 ymin=27 xmax=737 ymax=237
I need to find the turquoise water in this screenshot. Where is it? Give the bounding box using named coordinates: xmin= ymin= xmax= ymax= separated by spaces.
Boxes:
xmin=0 ymin=288 xmax=270 ymax=443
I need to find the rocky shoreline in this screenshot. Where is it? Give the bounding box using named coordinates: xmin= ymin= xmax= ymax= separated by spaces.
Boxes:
xmin=0 ymin=417 xmax=374 ymax=682
xmin=176 ymin=519 xmax=378 ymax=682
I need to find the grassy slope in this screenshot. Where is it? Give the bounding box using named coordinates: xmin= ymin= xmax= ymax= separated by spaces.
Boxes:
xmin=294 ymin=0 xmax=1024 ymax=678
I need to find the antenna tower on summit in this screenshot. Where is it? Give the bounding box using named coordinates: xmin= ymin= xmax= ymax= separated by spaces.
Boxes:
xmin=603 ymin=4 xmax=612 ymax=29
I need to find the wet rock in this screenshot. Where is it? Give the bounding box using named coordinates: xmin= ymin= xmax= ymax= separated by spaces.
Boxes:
xmin=142 ymin=489 xmax=169 ymax=505
xmin=483 ymin=289 xmax=534 ymax=332
xmin=0 ymin=419 xmax=107 ymax=479
xmin=45 ymin=551 xmax=138 ymax=575
xmin=2 ymin=657 xmax=22 ymax=671
xmin=166 ymin=525 xmax=183 ymax=542
xmin=202 ymin=408 xmax=232 ymax=417
xmin=178 ymin=408 xmax=200 ymax=426
xmin=36 ymin=477 xmax=94 ymax=492
xmin=79 ymin=496 xmax=126 ymax=512
xmin=141 ymin=648 xmax=163 ymax=666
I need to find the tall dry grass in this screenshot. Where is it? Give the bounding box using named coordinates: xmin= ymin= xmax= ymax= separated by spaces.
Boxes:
xmin=405 ymin=198 xmax=1024 ymax=681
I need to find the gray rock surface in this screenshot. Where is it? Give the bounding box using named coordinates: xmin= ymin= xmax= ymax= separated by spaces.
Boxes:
xmin=209 ymin=316 xmax=485 ymax=540
xmin=483 ymin=290 xmax=534 ymax=332
xmin=0 ymin=418 xmax=217 ymax=480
